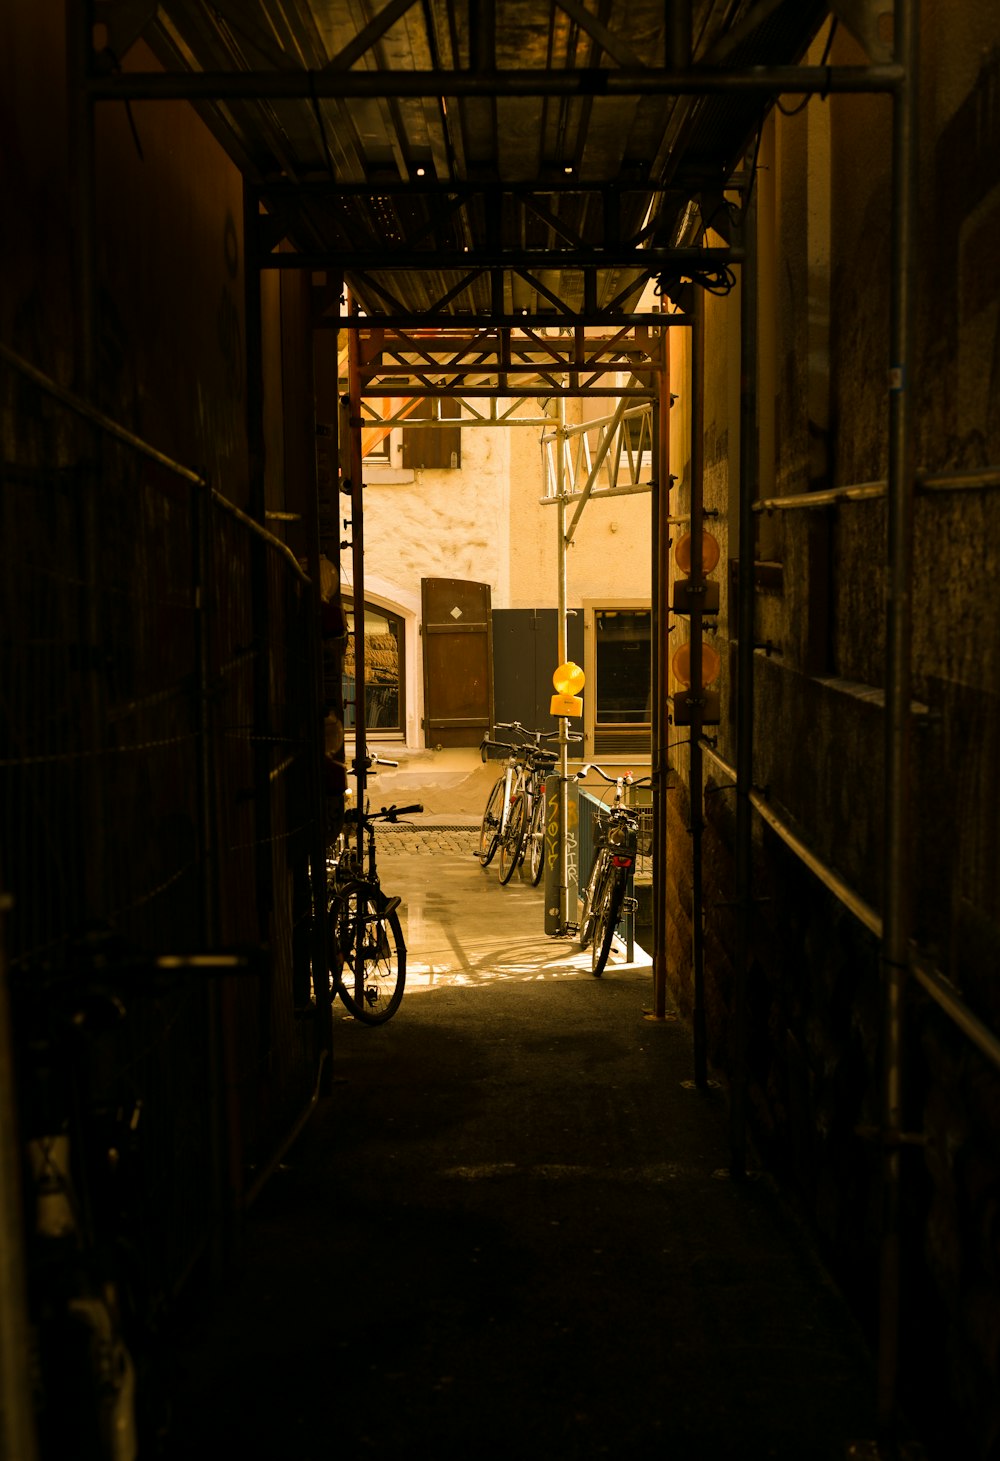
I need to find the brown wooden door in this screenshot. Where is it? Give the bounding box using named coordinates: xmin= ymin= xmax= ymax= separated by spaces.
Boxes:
xmin=421 ymin=578 xmax=493 ymax=747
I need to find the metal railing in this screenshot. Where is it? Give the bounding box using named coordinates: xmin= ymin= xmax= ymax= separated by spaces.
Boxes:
xmin=0 ymin=346 xmax=328 ymax=1298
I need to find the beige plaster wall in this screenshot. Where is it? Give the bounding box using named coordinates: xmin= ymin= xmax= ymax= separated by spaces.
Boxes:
xmin=345 ymin=417 xmax=511 ymax=608
xmin=358 ymin=401 xmax=653 ymax=618
xmin=507 ymin=397 xmax=653 ymax=608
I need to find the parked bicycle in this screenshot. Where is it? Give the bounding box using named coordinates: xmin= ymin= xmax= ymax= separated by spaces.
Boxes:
xmin=577 ymin=764 xmax=652 ymax=976
xmin=477 ymin=724 xmax=527 ymax=882
xmin=328 ymin=753 xmax=422 ymax=1023
xmin=10 ymin=931 xmax=256 ymax=1460
xmin=477 ymin=723 xmax=581 ymax=886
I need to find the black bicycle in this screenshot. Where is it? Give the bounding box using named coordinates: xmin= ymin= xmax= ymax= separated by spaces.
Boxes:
xmin=328 ymin=798 xmax=422 ymax=1024
xmin=10 ymin=932 xmax=257 ymax=1460
xmin=577 ymin=764 xmax=652 ymax=976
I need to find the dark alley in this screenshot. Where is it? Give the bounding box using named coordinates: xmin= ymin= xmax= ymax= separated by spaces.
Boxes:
xmin=165 ymin=840 xmax=880 ymax=1461
xmin=3 ymin=5 xmax=1000 ymax=1460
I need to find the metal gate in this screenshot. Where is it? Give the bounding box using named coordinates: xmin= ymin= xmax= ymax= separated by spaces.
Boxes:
xmin=492 ymin=608 xmax=584 ymax=732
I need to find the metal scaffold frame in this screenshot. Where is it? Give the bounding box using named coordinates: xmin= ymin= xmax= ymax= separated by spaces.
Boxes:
xmin=21 ymin=4 xmax=997 ymax=1456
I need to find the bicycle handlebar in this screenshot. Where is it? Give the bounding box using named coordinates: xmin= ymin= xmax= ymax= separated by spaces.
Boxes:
xmin=480 ymin=738 xmax=518 ymax=762
xmin=576 ymin=763 xmax=653 ymax=788
xmin=493 ymin=720 xmax=585 ymax=745
xmin=346 ymin=802 xmax=424 ymax=825
xmin=350 ymin=751 xmax=399 ymax=772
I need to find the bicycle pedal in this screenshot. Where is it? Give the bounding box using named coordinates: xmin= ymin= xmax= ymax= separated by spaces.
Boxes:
xmin=382 ymin=895 xmax=402 ymax=917
xmin=623 ymin=897 xmax=639 ymax=915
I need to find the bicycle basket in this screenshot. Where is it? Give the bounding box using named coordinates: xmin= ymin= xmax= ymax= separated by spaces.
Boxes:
xmin=594 ymin=810 xmax=638 ymax=855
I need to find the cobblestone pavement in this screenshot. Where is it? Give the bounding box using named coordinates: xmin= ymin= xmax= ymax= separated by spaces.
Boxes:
xmin=377 ymin=823 xmax=481 ymax=857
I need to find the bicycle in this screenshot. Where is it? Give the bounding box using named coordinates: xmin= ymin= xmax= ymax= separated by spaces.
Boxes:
xmin=327 ymin=777 xmax=422 ymax=1024
xmin=477 ymin=723 xmax=580 ymax=886
xmin=517 ymin=726 xmax=582 ymax=886
xmin=9 ymin=930 xmax=257 ymax=1460
xmin=476 ymin=723 xmax=528 ymax=883
xmin=577 ymin=764 xmax=652 ymax=976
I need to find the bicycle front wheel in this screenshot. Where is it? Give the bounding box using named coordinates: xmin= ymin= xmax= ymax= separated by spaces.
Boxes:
xmin=526 ymin=790 xmax=546 ymax=886
xmin=498 ymin=791 xmax=527 ymax=884
xmin=591 ymin=872 xmax=624 ymax=977
xmin=331 ymin=879 xmax=406 ymax=1024
xmin=478 ymin=777 xmax=505 ymax=866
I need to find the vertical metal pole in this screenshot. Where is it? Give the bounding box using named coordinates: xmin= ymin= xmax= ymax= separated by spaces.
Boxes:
xmin=690 ymin=294 xmax=708 ymax=1088
xmin=556 ymin=399 xmax=570 ymax=929
xmin=731 ymin=173 xmax=759 ymax=1180
xmin=244 ymin=182 xmax=273 ymax=943
xmin=67 ymin=0 xmax=97 ymax=397
xmin=651 ymin=331 xmax=671 ymax=1020
xmin=193 ymin=480 xmax=218 ymax=949
xmin=193 ymin=476 xmax=230 ymax=1272
xmin=347 ymin=317 xmax=368 ymax=852
xmin=0 ymin=891 xmax=40 ymax=1461
xmin=878 ymin=0 xmax=919 ymax=1444
xmin=66 ymin=0 xmax=106 ymax=922
xmin=302 ymin=302 xmax=333 ymax=1081
xmin=670 ymin=0 xmax=693 ymax=70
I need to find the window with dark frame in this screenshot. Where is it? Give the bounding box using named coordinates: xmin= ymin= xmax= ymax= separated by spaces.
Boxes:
xmin=343 ymin=600 xmax=405 ymax=736
xmin=593 ymin=608 xmax=652 ymax=756
xmin=401 ymin=395 xmax=462 ymax=470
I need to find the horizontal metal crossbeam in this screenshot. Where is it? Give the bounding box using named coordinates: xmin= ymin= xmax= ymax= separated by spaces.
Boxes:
xmin=89 ymin=64 xmax=904 ymax=101
xmin=325 ymin=312 xmax=686 ymax=330
xmin=340 ymin=324 xmax=667 ymax=397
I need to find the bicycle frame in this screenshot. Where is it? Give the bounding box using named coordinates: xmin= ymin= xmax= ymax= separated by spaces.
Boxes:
xmin=478 ymin=722 xmax=582 ymax=881
xmin=576 ymin=764 xmax=651 ymax=971
xmin=327 ymin=797 xmax=420 ymax=1023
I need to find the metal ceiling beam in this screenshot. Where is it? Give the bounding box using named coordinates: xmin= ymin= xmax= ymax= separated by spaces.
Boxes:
xmin=256 ymin=246 xmax=741 ymax=269
xmin=324 ymin=312 xmax=687 ymax=328
xmin=349 ymin=383 xmax=657 ymax=398
xmin=352 ymin=361 xmax=650 ymax=376
xmin=354 ymin=326 xmax=659 ymax=364
xmin=88 ymin=63 xmax=903 ymax=101
xmin=259 ymin=180 xmax=694 ymax=199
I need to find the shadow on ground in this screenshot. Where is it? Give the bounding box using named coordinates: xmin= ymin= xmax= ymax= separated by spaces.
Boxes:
xmin=165 ymin=851 xmax=879 ymax=1460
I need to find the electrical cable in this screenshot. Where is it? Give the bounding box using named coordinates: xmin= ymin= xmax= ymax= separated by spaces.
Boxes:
xmin=308 ymin=72 xmax=337 ymax=183
xmin=776 ymin=18 xmax=839 ymax=116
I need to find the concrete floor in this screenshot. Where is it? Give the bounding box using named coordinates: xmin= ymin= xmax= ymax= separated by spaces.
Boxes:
xmin=164 ymin=816 xmax=892 ymax=1461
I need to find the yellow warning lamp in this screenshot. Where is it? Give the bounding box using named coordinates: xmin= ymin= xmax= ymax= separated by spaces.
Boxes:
xmin=674 ymin=531 xmax=721 ymax=576
xmin=550 ymin=660 xmax=585 ymax=717
xmin=670 ymin=642 xmax=721 ymax=726
xmin=670 ymin=642 xmax=721 ymax=689
xmin=672 ymin=530 xmax=721 ymax=613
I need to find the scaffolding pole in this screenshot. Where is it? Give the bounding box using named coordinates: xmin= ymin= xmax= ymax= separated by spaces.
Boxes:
xmin=731 ymin=164 xmax=759 ymax=1180
xmin=650 ymin=333 xmax=672 ymax=1022
xmin=690 ymin=294 xmax=708 ymax=1089
xmin=878 ymin=0 xmax=920 ymax=1445
xmin=556 ymin=399 xmax=571 ymax=932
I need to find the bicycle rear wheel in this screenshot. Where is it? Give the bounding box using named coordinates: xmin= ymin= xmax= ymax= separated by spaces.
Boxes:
xmin=590 ymin=872 xmax=624 ymax=977
xmin=478 ymin=777 xmax=505 ymax=866
xmin=331 ymin=879 xmax=406 ymax=1024
xmin=579 ymin=852 xmax=609 ymax=949
xmin=526 ymin=789 xmax=546 ymax=886
xmin=498 ymin=790 xmax=527 ymax=884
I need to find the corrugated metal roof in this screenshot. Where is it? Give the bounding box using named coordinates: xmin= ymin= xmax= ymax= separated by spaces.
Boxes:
xmin=131 ymin=0 xmax=829 ymax=324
